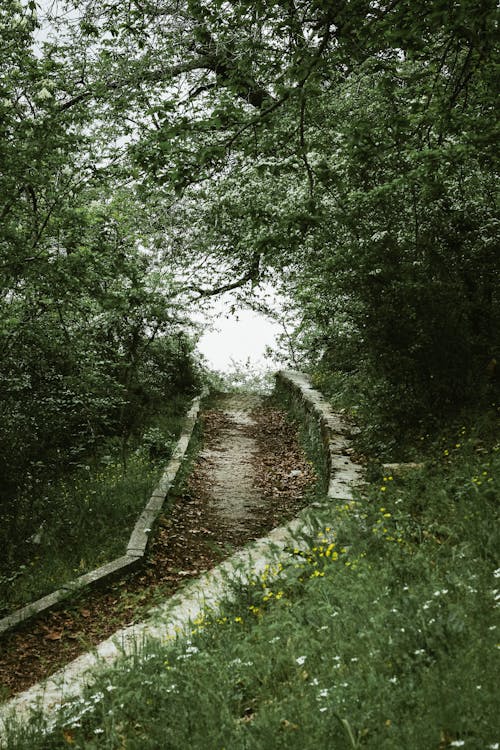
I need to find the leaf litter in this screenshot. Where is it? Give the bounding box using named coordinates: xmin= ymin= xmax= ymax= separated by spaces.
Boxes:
xmin=0 ymin=393 xmax=315 ymax=699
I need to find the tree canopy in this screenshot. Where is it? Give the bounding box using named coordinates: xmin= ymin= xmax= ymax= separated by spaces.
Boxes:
xmin=1 ymin=0 xmax=498 ymax=491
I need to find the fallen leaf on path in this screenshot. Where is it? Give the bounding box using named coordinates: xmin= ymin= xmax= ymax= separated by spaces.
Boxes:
xmin=44 ymin=631 xmax=63 ymax=641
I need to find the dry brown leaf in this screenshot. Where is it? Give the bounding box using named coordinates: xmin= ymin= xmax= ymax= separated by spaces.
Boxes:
xmin=44 ymin=631 xmax=63 ymax=641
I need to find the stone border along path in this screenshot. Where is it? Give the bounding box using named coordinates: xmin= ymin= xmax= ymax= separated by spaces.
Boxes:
xmin=0 ymin=371 xmax=364 ymax=739
xmin=0 ymin=389 xmax=208 ymax=638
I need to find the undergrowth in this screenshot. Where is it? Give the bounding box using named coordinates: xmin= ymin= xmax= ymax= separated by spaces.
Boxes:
xmin=0 ymin=395 xmax=191 ymax=616
xmin=3 ymin=399 xmax=499 ymax=749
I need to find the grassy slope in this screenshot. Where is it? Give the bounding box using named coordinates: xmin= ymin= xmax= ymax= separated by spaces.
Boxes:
xmin=3 ymin=387 xmax=500 ymax=750
xmin=0 ymin=394 xmax=191 ymax=615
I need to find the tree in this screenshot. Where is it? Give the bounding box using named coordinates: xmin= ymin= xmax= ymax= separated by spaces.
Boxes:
xmin=1 ymin=0 xmax=498 ymax=498
xmin=0 ymin=3 xmax=200 ymax=544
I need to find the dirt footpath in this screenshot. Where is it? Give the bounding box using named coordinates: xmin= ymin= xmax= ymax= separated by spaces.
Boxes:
xmin=201 ymin=393 xmax=264 ymax=532
xmin=0 ymin=392 xmax=316 ymax=699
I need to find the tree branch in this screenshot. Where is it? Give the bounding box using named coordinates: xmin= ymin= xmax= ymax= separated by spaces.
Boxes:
xmin=185 ymin=253 xmax=261 ymax=299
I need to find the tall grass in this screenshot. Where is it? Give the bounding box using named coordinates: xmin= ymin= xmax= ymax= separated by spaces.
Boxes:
xmin=4 ymin=412 xmax=499 ymax=749
xmin=0 ymin=396 xmax=190 ymax=616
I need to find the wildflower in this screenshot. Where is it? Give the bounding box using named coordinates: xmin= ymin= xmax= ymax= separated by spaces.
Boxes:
xmin=449 ymin=741 xmax=465 ymax=747
xmin=296 ymin=655 xmax=307 ymax=665
xmin=37 ymin=87 xmax=53 ymax=100
xmin=234 ymin=616 xmax=243 ymax=623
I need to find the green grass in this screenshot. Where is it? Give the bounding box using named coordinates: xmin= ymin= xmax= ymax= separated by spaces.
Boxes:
xmin=3 ymin=409 xmax=499 ymax=749
xmin=0 ymin=395 xmax=191 ymax=616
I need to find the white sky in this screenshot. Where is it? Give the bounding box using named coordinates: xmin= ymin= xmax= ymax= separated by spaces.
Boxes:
xmin=195 ymin=296 xmax=283 ymax=373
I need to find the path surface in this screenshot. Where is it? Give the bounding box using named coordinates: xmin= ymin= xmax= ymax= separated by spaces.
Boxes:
xmin=201 ymin=393 xmax=263 ymax=531
xmin=0 ymin=393 xmax=315 ymax=699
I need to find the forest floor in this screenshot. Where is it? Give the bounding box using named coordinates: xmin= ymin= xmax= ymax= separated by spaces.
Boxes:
xmin=0 ymin=393 xmax=315 ymax=701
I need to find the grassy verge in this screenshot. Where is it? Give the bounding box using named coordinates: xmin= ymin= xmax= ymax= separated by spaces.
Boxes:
xmin=3 ymin=398 xmax=499 ymax=749
xmin=0 ymin=394 xmax=191 ymax=616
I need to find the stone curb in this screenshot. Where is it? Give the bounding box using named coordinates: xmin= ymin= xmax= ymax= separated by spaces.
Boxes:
xmin=0 ymin=372 xmax=363 ymax=736
xmin=0 ymin=389 xmax=208 ymax=638
xmin=0 ymin=512 xmax=320 ymax=738
xmin=276 ymin=370 xmax=363 ymax=501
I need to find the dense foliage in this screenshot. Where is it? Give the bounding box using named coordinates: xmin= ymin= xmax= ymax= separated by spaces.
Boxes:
xmin=35 ymin=0 xmax=495 ymax=419
xmin=0 ymin=0 xmax=200 ymax=561
xmin=0 ymin=2 xmax=498 ymax=546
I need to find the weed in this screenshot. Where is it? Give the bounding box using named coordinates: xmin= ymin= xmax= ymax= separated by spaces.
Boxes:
xmin=2 ymin=389 xmax=498 ymax=749
xmin=0 ymin=396 xmax=191 ymax=615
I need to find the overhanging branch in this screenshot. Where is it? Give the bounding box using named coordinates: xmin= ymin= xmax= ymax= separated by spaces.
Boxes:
xmin=185 ymin=253 xmax=261 ymax=299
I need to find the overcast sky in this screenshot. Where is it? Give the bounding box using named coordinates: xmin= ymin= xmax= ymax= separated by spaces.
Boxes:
xmin=195 ymin=295 xmax=282 ymax=373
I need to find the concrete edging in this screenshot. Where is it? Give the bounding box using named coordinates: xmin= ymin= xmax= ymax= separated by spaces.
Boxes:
xmin=0 ymin=372 xmax=364 ymax=736
xmin=0 ymin=390 xmax=207 ymax=637
xmin=276 ymin=370 xmax=363 ymax=501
